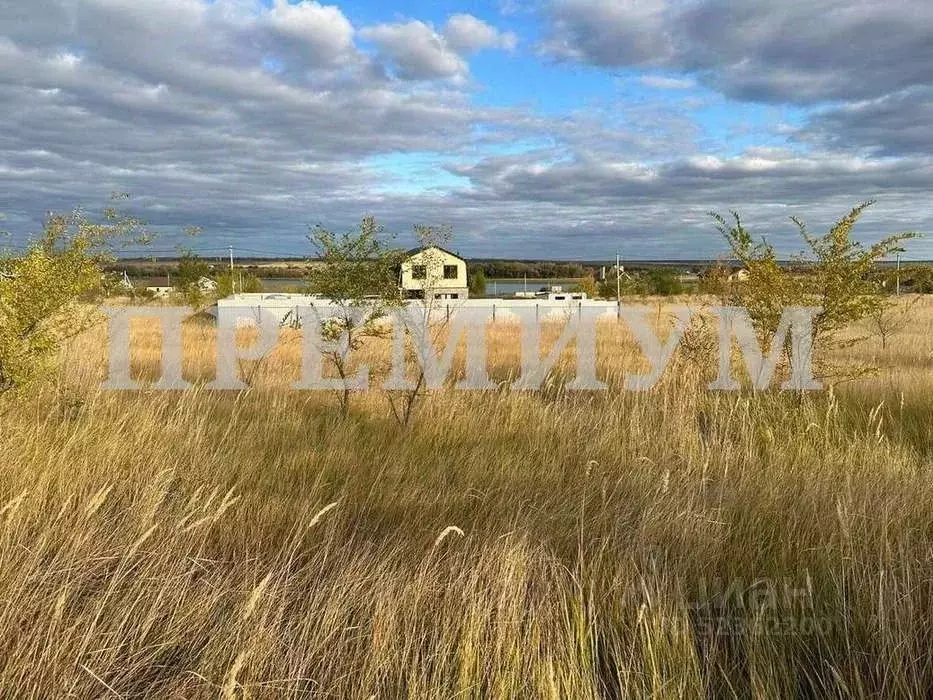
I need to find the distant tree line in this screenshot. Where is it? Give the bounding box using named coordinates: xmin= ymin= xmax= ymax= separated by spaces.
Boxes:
xmin=469 ymin=260 xmax=594 ymax=279
xmin=103 ymin=261 xmax=307 ymax=279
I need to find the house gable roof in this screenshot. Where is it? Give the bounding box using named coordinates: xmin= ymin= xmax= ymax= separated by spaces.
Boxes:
xmin=403 ymin=245 xmax=465 ymax=262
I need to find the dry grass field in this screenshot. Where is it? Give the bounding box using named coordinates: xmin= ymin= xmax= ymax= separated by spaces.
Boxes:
xmin=1 ymin=297 xmax=933 ymax=698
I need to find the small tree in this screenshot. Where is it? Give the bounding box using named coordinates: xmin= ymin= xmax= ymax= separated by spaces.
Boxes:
xmin=306 ymin=216 xmax=404 ymax=415
xmin=711 ymin=201 xmax=917 ymax=380
xmin=596 ymin=272 xmax=643 ymax=299
xmin=386 ymin=225 xmax=456 ymax=428
xmin=215 ymin=270 xmax=262 ymax=297
xmin=573 ymin=274 xmax=598 ymax=298
xmin=0 ymin=203 xmax=149 ymax=395
xmin=175 ymin=251 xmax=211 ymax=307
xmin=868 ymin=296 xmax=916 ymax=350
xmin=468 ymin=266 xmax=486 ymax=297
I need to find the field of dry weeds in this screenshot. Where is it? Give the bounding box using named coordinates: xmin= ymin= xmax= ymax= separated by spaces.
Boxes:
xmin=1 ymin=297 xmax=932 ymax=698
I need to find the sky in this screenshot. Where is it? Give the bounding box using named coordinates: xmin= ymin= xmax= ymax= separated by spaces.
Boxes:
xmin=1 ymin=0 xmax=933 ymax=259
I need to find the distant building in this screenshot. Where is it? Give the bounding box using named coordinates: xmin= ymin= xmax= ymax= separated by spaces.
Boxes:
xmin=543 ymin=291 xmax=587 ymax=301
xmin=400 ymin=245 xmax=469 ymax=300
xmin=515 ymin=289 xmax=587 ymax=301
xmin=145 ymin=276 xmax=175 ymax=298
xmin=145 ymin=275 xmax=215 ymax=298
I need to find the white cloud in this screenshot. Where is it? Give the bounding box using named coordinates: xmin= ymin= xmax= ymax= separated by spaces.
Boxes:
xmin=263 ymin=0 xmax=355 ymax=66
xmin=543 ymin=0 xmax=672 ymax=65
xmin=639 ymin=75 xmax=694 ymax=90
xmin=543 ymin=0 xmax=933 ymax=104
xmin=443 ymin=14 xmax=517 ymax=53
xmin=359 ymin=15 xmax=517 ymax=82
xmin=1 ymin=0 xmax=932 ymax=258
xmin=797 ymin=88 xmax=933 ymax=157
xmin=361 ymin=20 xmax=467 ymax=81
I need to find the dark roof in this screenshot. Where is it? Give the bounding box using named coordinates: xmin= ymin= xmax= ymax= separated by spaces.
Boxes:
xmin=404 ymin=245 xmax=464 ymax=261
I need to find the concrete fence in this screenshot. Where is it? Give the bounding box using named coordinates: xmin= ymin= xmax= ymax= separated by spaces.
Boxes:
xmin=216 ymin=293 xmax=623 ymax=328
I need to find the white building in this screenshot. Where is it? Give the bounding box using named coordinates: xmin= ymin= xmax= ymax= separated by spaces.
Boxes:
xmin=145 ymin=276 xmax=175 ymax=298
xmin=399 ymin=245 xmax=469 ymax=300
xmin=144 ymin=275 xmax=216 ymax=298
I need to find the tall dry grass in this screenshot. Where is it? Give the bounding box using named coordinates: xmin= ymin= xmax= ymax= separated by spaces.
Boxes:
xmin=1 ymin=297 xmax=932 ymax=697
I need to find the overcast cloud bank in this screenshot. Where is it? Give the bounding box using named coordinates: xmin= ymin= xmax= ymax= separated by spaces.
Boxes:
xmin=1 ymin=0 xmax=931 ymax=258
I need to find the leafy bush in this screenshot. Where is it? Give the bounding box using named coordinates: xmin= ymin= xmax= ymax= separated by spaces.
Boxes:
xmin=0 ymin=204 xmax=148 ymax=394
xmin=712 ymin=201 xmax=916 ymax=379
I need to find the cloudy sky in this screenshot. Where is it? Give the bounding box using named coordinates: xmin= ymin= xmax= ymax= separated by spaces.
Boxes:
xmin=2 ymin=0 xmax=932 ymax=259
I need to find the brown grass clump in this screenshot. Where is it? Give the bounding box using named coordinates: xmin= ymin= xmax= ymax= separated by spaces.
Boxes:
xmin=0 ymin=297 xmax=932 ymax=697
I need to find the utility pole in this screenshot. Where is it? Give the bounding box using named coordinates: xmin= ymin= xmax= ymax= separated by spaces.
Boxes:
xmin=616 ymin=252 xmax=621 ymax=303
xmin=896 ymin=252 xmax=901 ymax=297
xmin=616 ymin=252 xmax=622 ymax=319
xmin=229 ymin=245 xmax=235 ymax=295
